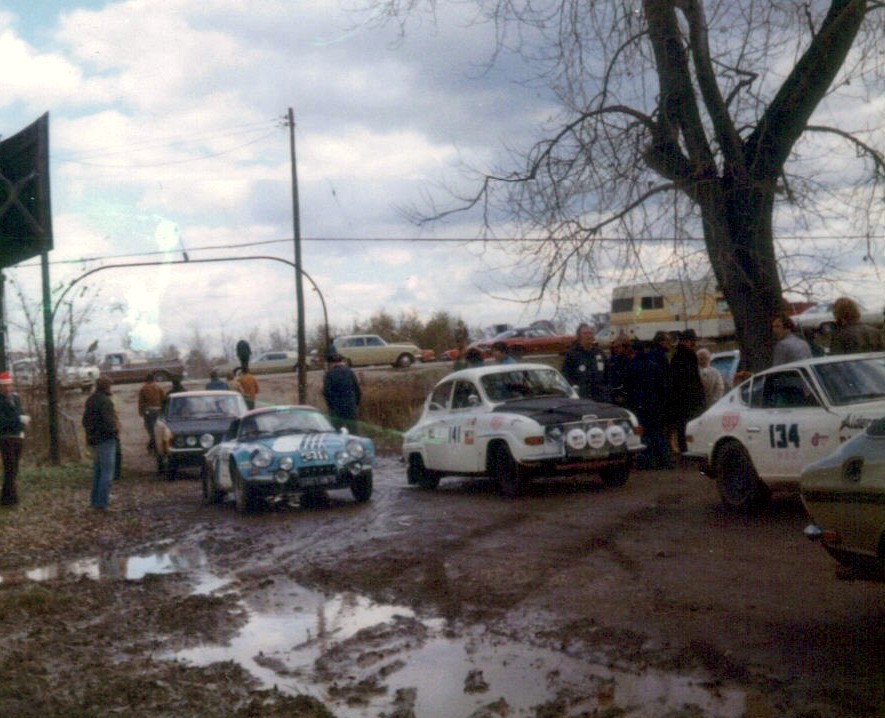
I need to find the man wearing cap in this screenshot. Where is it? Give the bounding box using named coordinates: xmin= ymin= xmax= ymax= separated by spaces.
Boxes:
xmin=0 ymin=371 xmax=27 ymax=506
xmin=82 ymin=376 xmax=120 ymax=510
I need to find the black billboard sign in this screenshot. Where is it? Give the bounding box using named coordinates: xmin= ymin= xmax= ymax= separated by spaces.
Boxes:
xmin=0 ymin=113 xmax=53 ymax=268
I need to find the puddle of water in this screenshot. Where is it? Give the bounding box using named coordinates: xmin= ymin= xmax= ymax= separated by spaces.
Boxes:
xmin=1 ymin=541 xmax=747 ymax=716
xmin=0 ymin=543 xmax=229 ymax=590
xmin=174 ymin=578 xmax=747 ymax=718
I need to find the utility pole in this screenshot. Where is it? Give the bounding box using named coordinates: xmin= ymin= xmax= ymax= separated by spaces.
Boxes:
xmin=287 ymin=108 xmax=307 ymax=403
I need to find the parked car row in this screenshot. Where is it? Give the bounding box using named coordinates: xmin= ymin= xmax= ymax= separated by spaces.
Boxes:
xmin=151 ymin=348 xmax=885 ymax=582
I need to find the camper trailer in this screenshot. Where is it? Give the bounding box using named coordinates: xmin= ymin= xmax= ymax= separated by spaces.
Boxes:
xmin=609 ymin=279 xmax=734 ymax=341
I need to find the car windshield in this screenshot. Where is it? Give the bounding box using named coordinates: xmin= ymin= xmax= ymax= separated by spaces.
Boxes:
xmin=168 ymin=395 xmax=243 ymax=419
xmin=240 ymin=409 xmax=334 ymax=439
xmin=811 ymin=356 xmax=885 ymax=405
xmin=480 ymin=368 xmax=573 ymax=402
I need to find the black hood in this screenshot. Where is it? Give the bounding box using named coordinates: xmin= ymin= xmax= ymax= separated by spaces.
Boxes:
xmin=492 ymin=397 xmax=629 ymax=426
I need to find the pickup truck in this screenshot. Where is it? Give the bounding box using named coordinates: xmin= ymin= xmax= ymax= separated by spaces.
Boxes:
xmin=98 ymin=352 xmax=185 ymax=385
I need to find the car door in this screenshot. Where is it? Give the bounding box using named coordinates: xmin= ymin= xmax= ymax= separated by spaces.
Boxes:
xmin=746 ymin=369 xmax=832 ymax=482
xmin=422 ymin=380 xmax=455 ymax=470
xmin=443 ymin=379 xmax=485 ymax=473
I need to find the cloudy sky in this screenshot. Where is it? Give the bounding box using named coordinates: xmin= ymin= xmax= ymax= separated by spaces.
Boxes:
xmin=2 ymin=0 xmax=575 ymax=359
xmin=2 ymin=1 xmax=884 ymax=361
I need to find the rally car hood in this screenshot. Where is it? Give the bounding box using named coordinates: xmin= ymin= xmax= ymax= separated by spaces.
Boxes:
xmin=491 ymin=397 xmax=629 ymax=426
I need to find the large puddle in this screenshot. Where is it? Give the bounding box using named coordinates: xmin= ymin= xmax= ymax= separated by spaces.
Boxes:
xmin=2 ymin=543 xmax=748 ymax=717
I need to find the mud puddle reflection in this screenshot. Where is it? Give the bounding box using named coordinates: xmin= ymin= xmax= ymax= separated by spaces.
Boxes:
xmin=0 ymin=541 xmax=230 ymax=592
xmin=1 ymin=543 xmax=747 ymax=715
xmin=174 ymin=576 xmax=747 ymax=717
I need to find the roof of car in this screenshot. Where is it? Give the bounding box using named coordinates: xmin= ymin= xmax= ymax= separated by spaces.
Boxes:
xmin=439 ymin=362 xmax=557 ymax=382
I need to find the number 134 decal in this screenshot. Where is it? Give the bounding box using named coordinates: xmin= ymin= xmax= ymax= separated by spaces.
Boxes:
xmin=769 ymin=423 xmax=799 ymax=448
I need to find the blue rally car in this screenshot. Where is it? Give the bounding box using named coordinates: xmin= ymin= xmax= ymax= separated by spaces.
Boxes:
xmin=201 ymin=405 xmax=375 ymax=513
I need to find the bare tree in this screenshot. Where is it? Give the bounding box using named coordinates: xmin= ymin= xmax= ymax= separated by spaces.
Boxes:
xmin=369 ymin=0 xmax=885 ymax=370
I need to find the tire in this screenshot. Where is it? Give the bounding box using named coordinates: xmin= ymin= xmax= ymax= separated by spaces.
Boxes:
xmin=395 ymin=353 xmax=414 ymax=368
xmin=600 ymin=461 xmax=630 ymax=488
xmin=351 ymin=472 xmax=373 ymax=503
xmin=233 ymin=468 xmax=257 ymax=514
xmin=488 ymin=442 xmax=525 ymax=498
xmin=201 ymin=462 xmax=224 ymax=504
xmin=407 ymin=454 xmax=440 ymax=490
xmin=714 ymin=442 xmax=768 ymax=511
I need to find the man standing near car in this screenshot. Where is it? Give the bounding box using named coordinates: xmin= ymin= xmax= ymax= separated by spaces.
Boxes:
xmin=561 ymin=323 xmax=608 ymax=401
xmin=137 ymin=373 xmax=165 ymax=454
xmin=82 ymin=376 xmax=120 ymax=511
xmin=323 ymin=353 xmax=361 ymax=432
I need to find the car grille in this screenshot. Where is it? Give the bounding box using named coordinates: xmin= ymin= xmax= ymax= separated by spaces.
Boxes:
xmin=298 ymin=464 xmax=337 ymax=478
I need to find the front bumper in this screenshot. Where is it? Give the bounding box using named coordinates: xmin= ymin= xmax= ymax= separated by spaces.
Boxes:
xmin=245 ymin=465 xmax=371 ymax=497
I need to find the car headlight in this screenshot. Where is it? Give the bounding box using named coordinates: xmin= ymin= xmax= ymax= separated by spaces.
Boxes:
xmin=279 ymin=456 xmax=294 ymax=471
xmin=186 ymin=435 xmax=198 ymax=447
xmin=250 ymin=446 xmax=273 ymax=468
xmin=546 ymin=426 xmax=563 ymax=443
xmin=339 ymin=439 xmax=366 ymax=465
xmin=199 ymin=433 xmax=215 ymax=449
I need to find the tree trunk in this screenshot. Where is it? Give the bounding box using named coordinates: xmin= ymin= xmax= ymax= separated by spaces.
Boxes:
xmin=701 ymin=178 xmax=782 ymax=373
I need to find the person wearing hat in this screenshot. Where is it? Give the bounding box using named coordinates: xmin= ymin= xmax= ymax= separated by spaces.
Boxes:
xmin=0 ymin=371 xmax=28 ymax=506
xmin=82 ymin=376 xmax=120 ymax=510
xmin=669 ymin=329 xmax=706 ymax=457
xmin=323 ymin=352 xmax=361 ymax=432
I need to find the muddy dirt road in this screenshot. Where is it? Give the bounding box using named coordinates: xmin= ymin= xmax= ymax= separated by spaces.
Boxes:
xmin=2 ymin=373 xmax=885 ymax=717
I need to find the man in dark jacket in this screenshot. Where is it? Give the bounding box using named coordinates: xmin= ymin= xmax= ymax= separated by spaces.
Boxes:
xmin=669 ymin=330 xmax=706 ymax=456
xmin=561 ymin=323 xmax=608 ymax=401
xmin=0 ymin=371 xmax=27 ymax=506
xmin=323 ymin=353 xmax=362 ymax=432
xmin=82 ymin=376 xmax=120 ymax=510
xmin=623 ymin=341 xmax=673 ymax=470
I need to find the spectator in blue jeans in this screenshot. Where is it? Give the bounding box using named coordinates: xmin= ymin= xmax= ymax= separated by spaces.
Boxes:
xmin=82 ymin=376 xmax=120 ymax=510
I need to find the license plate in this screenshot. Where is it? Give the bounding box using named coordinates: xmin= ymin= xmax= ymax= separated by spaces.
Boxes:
xmin=299 ymin=475 xmax=335 ymax=487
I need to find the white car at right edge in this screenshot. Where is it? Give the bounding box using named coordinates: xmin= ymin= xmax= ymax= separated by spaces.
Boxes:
xmin=685 ymin=352 xmax=885 ymax=511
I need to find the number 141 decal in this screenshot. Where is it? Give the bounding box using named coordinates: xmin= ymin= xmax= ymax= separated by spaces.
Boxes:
xmin=769 ymin=423 xmax=800 ymax=448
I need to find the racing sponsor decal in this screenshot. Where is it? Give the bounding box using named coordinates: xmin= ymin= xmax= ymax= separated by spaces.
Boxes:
xmin=721 ymin=413 xmax=740 ymax=432
xmin=840 ymin=414 xmax=874 ymax=431
xmin=490 ymin=416 xmax=504 ymax=430
xmin=449 ymin=426 xmax=462 ymax=444
xmin=810 ymin=432 xmax=830 ymax=448
xmin=464 ymin=429 xmax=475 ymax=445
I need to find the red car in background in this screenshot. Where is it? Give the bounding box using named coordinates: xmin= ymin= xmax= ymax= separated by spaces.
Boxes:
xmin=471 ymin=326 xmax=576 ymax=359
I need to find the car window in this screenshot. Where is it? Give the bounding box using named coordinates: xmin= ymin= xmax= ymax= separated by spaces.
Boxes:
xmin=428 ymin=381 xmax=453 ymax=411
xmin=752 ymin=370 xmax=819 ymax=409
xmin=812 ymin=356 xmax=885 ymax=405
xmin=451 ymin=381 xmax=478 ymax=409
xmin=366 ymin=337 xmax=383 ymax=347
xmin=481 ymin=368 xmax=572 ymax=402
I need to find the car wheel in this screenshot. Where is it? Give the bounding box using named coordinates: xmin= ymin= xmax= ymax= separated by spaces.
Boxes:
xmin=488 ymin=442 xmax=524 ymax=498
xmin=351 ymin=472 xmax=373 ymax=502
xmin=407 ymin=454 xmax=440 ymax=490
xmin=600 ymin=461 xmax=630 ymax=488
xmin=714 ymin=442 xmax=768 ymax=511
xmin=201 ymin=462 xmax=224 ymax=504
xmin=395 ymin=353 xmax=414 ymax=368
xmin=232 ymin=469 xmax=257 ymax=514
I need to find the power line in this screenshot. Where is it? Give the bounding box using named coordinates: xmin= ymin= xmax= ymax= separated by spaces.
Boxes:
xmin=9 ymin=233 xmax=885 ymax=269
